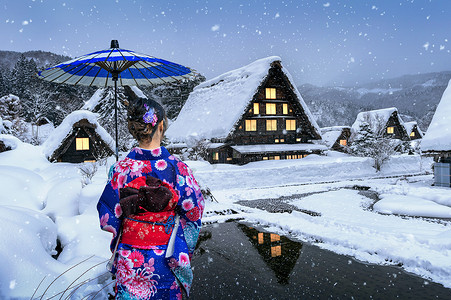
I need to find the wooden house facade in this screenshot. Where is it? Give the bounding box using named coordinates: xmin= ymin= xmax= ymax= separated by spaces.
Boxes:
xmin=43 ymin=110 xmax=115 ymax=163
xmin=421 ymin=79 xmax=451 ymax=187
xmin=166 ymin=57 xmax=325 ymax=164
xmin=320 ymin=126 xmax=352 ymax=151
xmin=351 ymin=107 xmax=409 ymax=141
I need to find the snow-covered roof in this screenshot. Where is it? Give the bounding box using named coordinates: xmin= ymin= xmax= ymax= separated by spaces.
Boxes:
xmin=42 ymin=110 xmax=115 ymax=158
xmin=320 ymin=126 xmax=350 ymax=133
xmin=421 ymin=79 xmax=451 ymax=152
xmin=351 ymin=107 xmax=404 ymax=134
xmin=82 ymin=88 xmax=105 ymax=111
xmin=231 ymin=143 xmax=327 ymax=154
xmin=321 ymin=131 xmax=343 ymax=148
xmin=166 ymin=56 xmax=321 ymax=142
xmin=403 ymin=121 xmax=423 ymax=138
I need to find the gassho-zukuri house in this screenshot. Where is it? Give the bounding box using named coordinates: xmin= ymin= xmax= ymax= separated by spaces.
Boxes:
xmin=42 ymin=110 xmax=115 ymax=163
xmin=166 ymin=56 xmax=326 ymax=164
xmin=351 ymin=107 xmax=409 ymax=141
xmin=421 ymin=79 xmax=451 ymax=187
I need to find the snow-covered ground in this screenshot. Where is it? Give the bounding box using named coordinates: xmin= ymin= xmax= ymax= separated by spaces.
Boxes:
xmin=1 ymin=139 xmax=450 ymax=299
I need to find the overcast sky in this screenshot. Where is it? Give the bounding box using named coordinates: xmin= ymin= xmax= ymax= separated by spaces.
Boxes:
xmin=1 ymin=0 xmax=450 ymax=86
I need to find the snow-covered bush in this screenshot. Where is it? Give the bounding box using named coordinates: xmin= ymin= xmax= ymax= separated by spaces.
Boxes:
xmin=348 ymin=121 xmax=398 ymax=171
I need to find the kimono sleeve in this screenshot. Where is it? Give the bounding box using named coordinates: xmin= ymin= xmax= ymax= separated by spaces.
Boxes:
xmin=174 ymin=160 xmax=205 ymax=255
xmin=96 ymin=166 xmax=123 ymax=252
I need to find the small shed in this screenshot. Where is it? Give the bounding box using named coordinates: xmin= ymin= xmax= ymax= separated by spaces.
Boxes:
xmin=403 ymin=121 xmax=423 ymax=140
xmin=320 ymin=126 xmax=352 ymax=151
xmin=43 ymin=110 xmax=115 ymax=163
xmin=421 ymin=79 xmax=451 ymax=187
xmin=351 ymin=107 xmax=409 ymax=140
xmin=166 ymin=56 xmax=325 ymax=164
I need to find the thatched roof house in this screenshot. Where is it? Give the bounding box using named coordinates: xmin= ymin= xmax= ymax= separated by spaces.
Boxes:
xmin=43 ymin=110 xmax=115 ymax=163
xmin=166 ymin=56 xmax=325 ymax=164
xmin=321 ymin=126 xmax=352 ymax=151
xmin=421 ymin=79 xmax=451 ymax=187
xmin=403 ymin=121 xmax=423 ymax=140
xmin=351 ymin=107 xmax=409 ymax=140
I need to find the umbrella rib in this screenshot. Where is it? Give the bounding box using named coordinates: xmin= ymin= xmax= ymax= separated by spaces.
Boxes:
xmin=116 ymin=49 xmax=141 ymax=86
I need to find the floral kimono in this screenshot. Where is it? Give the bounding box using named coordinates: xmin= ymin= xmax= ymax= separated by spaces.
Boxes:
xmin=97 ymin=147 xmax=205 ymax=299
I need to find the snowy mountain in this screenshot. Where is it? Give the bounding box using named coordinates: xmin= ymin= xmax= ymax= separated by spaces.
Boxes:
xmin=300 ymin=71 xmax=451 ymax=131
xmin=0 ymin=50 xmax=71 ymax=71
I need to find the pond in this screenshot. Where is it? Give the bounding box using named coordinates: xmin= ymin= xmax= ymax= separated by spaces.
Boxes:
xmin=190 ymin=222 xmax=451 ymax=299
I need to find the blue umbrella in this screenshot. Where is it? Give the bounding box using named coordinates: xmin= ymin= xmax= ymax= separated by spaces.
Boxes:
xmin=38 ymin=40 xmax=196 ymax=160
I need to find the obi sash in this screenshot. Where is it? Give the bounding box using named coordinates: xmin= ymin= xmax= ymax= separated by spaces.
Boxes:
xmin=121 ymin=210 xmax=176 ymax=248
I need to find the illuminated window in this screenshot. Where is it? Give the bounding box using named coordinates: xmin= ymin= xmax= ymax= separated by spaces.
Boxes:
xmin=271 ymin=245 xmax=282 ymax=257
xmin=245 ymin=120 xmax=257 ymax=131
xmin=296 ymin=138 xmax=301 ymax=142
xmin=275 ymin=139 xmax=279 ymax=143
xmin=263 ymin=157 xmax=268 ymax=160
xmin=283 ymin=103 xmax=288 ymax=114
xmin=340 ymin=139 xmax=347 ymax=146
xmin=213 ymin=152 xmax=219 ymax=160
xmin=84 ymin=160 xmax=96 ymax=163
xmin=76 ymin=138 xmax=89 ymax=150
xmin=266 ymin=103 xmax=276 ymax=115
xmin=226 ymin=157 xmax=233 ymax=161
xmin=265 ymin=88 xmax=276 ymax=99
xmin=253 ymin=103 xmax=259 ymax=115
xmin=287 ymin=155 xmax=292 ymax=159
xmin=280 ymin=139 xmax=284 ymax=143
xmin=266 ymin=119 xmax=277 ymax=131
xmin=274 ymin=156 xmax=280 ymax=160
xmin=387 ymin=126 xmax=394 ymax=134
xmin=410 ymin=131 xmax=415 ymax=137
xmin=286 ymin=120 xmax=296 ymax=131
xmin=270 ymin=234 xmax=280 ymax=242
xmin=258 ymin=233 xmax=264 ymax=244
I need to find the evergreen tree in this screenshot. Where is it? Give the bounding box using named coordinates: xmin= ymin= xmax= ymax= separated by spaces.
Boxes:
xmin=82 ymin=87 xmax=132 ymax=151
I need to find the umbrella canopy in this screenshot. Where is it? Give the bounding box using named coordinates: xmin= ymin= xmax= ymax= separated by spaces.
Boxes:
xmin=38 ymin=40 xmax=195 ymax=87
xmin=38 ymin=40 xmax=197 ymax=160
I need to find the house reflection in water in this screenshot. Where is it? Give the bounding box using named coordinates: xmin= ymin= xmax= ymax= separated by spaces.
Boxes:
xmin=238 ymin=224 xmax=303 ymax=284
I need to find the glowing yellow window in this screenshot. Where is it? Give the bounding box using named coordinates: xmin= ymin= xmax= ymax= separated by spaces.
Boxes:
xmin=245 ymin=120 xmax=257 ymax=131
xmin=265 ymin=88 xmax=276 ymax=99
xmin=266 ymin=119 xmax=277 ymax=131
xmin=271 ymin=245 xmax=282 ymax=257
xmin=213 ymin=152 xmax=219 ymax=161
xmin=296 ymin=138 xmax=301 ymax=142
xmin=258 ymin=233 xmax=264 ymax=244
xmin=270 ymin=234 xmax=280 ymax=242
xmin=280 ymin=139 xmax=284 ymax=143
xmin=287 ymin=155 xmax=292 ymax=159
xmin=266 ymin=103 xmax=276 ymax=115
xmin=283 ymin=103 xmax=288 ymax=114
xmin=410 ymin=131 xmax=415 ymax=137
xmin=275 ymin=139 xmax=279 ymax=143
xmin=76 ymin=138 xmax=89 ymax=150
xmin=340 ymin=139 xmax=347 ymax=146
xmin=263 ymin=157 xmax=268 ymax=160
xmin=274 ymin=156 xmax=280 ymax=160
xmin=387 ymin=126 xmax=394 ymax=134
xmin=253 ymin=103 xmax=259 ymax=115
xmin=286 ymin=120 xmax=296 ymax=131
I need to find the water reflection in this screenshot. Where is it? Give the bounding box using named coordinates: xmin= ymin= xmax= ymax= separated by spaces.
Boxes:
xmin=238 ymin=224 xmax=302 ymax=285
xmin=191 ymin=222 xmax=451 ymax=299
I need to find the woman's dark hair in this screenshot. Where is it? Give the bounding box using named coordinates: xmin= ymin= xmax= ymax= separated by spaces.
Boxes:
xmin=125 ymin=86 xmax=168 ymax=143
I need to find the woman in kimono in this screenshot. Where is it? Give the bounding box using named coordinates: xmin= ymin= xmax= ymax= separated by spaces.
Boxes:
xmin=97 ymin=95 xmax=205 ymax=299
